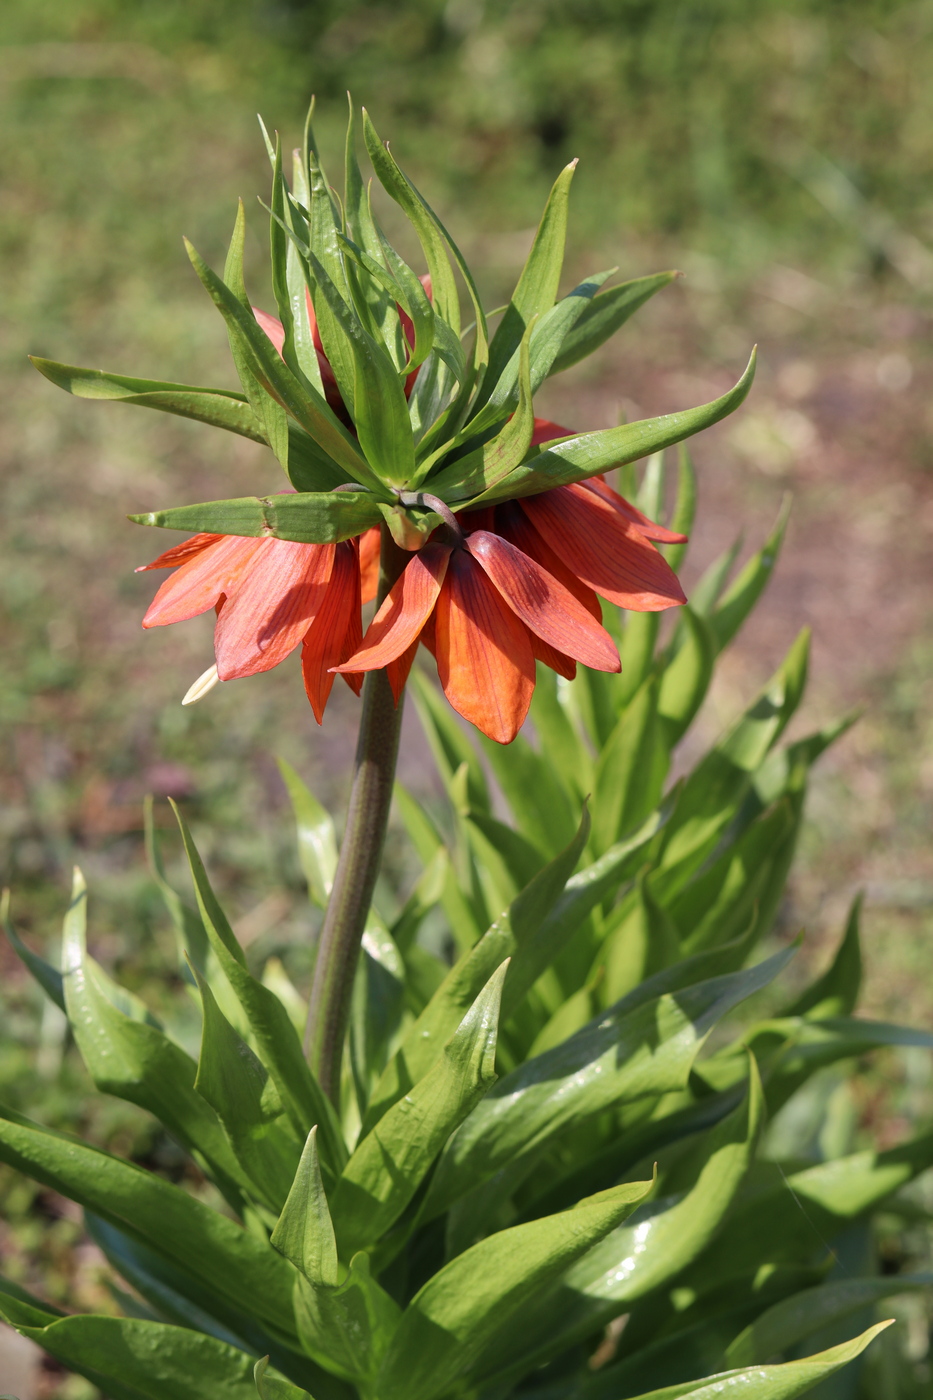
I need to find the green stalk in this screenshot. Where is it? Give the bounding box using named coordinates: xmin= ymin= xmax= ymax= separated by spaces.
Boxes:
xmin=305 ymin=524 xmax=409 ymax=1102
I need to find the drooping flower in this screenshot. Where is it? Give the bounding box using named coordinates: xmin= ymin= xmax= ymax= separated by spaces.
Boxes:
xmin=137 ymin=530 xmax=364 ymax=721
xmin=333 ymin=421 xmax=687 ymax=744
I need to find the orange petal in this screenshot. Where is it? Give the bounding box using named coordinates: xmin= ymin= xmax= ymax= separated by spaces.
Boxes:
xmin=495 ymin=501 xmax=601 ymax=619
xmin=136 ymin=533 xmax=222 ymax=573
xmin=467 ymin=530 xmax=620 ymax=674
xmin=434 ymin=549 xmax=535 ymax=745
xmin=143 ymin=534 xmax=264 ymax=628
xmin=214 ymin=538 xmax=335 ymax=680
xmin=523 ymin=484 xmax=686 ymax=612
xmin=581 ymin=477 xmax=688 ymax=544
xmin=336 ymin=543 xmax=451 ymax=674
xmin=529 ymin=633 xmax=577 ymax=680
xmin=359 ymin=526 xmax=381 ymax=605
xmin=531 ymin=417 xmax=574 ymax=447
xmin=301 ymin=541 xmax=362 ymax=723
xmin=385 ymin=639 xmax=421 ymax=703
xmin=252 ymin=306 xmax=285 ymax=357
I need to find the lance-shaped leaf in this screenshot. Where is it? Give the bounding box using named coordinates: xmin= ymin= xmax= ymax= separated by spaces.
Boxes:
xmin=663 ymin=445 xmax=697 ymax=573
xmin=678 ymin=1128 xmax=933 ymax=1298
xmin=184 ymin=234 xmax=379 ymax=489
xmin=330 ymin=961 xmax=507 ymax=1255
xmin=349 ymin=913 xmax=406 ymax=1113
xmin=711 ymin=497 xmax=791 ymax=652
xmin=549 ymin=270 xmax=680 ymax=375
xmin=361 ymin=805 xmax=658 ymax=1134
xmin=757 ymin=1013 xmax=933 ymax=1114
xmin=460 ymin=349 xmax=757 ymax=507
xmin=59 ymin=869 xmax=253 ymax=1210
xmin=421 ymin=949 xmax=790 ymax=1219
xmin=0 ymin=1311 xmax=309 ymax=1400
xmin=592 ymin=676 xmax=668 ymax=855
xmin=427 ymin=319 xmax=536 ymax=499
xmin=377 ymin=1177 xmax=653 ymax=1400
xmin=480 ymin=1058 xmax=766 ymax=1387
xmin=658 ymin=606 xmax=717 ymax=747
xmin=278 ymin=759 xmax=338 ymax=908
xmin=171 ymin=803 xmax=347 ymax=1173
xmin=193 ymin=967 xmax=302 ymax=1213
xmin=598 ymin=876 xmax=680 ymax=1007
xmin=223 ymin=200 xmax=290 ymax=469
xmin=255 ymin=1356 xmax=317 ymax=1400
xmin=608 ymin=1326 xmax=892 ymax=1400
xmin=529 ymin=665 xmax=594 ymax=800
xmin=130 ymin=488 xmax=382 ymax=544
xmin=779 ymin=895 xmax=862 ymax=1019
xmin=478 ymin=722 xmax=579 ymax=858
xmin=427 ymin=268 xmax=613 ymax=486
xmin=272 ymin=1129 xmax=400 ymax=1384
xmin=726 ymin=1276 xmax=933 ymax=1369
xmin=0 ymin=1106 xmax=300 ymax=1348
xmin=651 ymin=629 xmax=811 ymax=902
xmin=305 ymin=248 xmax=416 ymax=487
xmin=478 ymin=159 xmax=576 ymax=408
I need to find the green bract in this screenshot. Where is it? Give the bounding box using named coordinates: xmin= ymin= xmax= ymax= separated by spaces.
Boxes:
xmin=32 ymin=101 xmax=754 ymax=546
xmin=3 ymin=450 xmax=931 ymax=1400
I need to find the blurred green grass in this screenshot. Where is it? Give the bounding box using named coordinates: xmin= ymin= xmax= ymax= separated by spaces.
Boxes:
xmin=3 ymin=6 xmax=933 ymax=1389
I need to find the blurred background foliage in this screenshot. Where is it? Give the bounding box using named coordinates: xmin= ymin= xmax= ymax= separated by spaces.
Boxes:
xmin=2 ymin=2 xmax=933 ymax=1393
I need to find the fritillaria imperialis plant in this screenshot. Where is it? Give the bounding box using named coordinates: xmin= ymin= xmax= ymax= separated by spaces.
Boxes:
xmin=3 ymin=101 xmax=932 ymax=1400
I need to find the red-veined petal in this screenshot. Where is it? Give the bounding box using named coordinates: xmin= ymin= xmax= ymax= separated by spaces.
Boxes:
xmin=143 ymin=534 xmax=264 ymax=628
xmin=359 ymin=526 xmax=381 ymax=605
xmin=214 ymin=538 xmax=335 ymax=680
xmin=301 ymin=541 xmax=362 ymax=722
xmin=581 ymin=477 xmax=688 ymax=544
xmin=434 ymin=549 xmax=535 ymax=745
xmin=495 ymin=501 xmax=601 ymax=619
xmin=523 ymin=483 xmax=686 ymax=612
xmin=335 ymin=543 xmax=452 ymax=673
xmin=137 ymin=533 xmax=222 ymax=573
xmin=467 ymin=530 xmax=620 ymax=674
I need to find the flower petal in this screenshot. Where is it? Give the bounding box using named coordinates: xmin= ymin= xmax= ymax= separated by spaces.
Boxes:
xmin=523 ymin=483 xmax=686 ymax=612
xmin=136 ymin=533 xmax=221 ymax=572
xmin=434 ymin=549 xmax=535 ymax=745
xmin=581 ymin=477 xmax=688 ymax=544
xmin=467 ymin=530 xmax=620 ymax=674
xmin=301 ymin=541 xmax=362 ymax=723
xmin=214 ymin=538 xmax=335 ymax=680
xmin=359 ymin=526 xmax=381 ymax=605
xmin=143 ymin=534 xmax=264 ymax=628
xmin=252 ymin=306 xmax=286 ymax=357
xmin=495 ymin=501 xmax=601 ymax=619
xmin=531 ymin=417 xmax=574 ymax=447
xmin=336 ymin=543 xmax=452 ymax=674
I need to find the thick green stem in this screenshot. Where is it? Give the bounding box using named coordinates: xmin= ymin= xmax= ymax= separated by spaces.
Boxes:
xmin=305 ymin=525 xmax=409 ymax=1102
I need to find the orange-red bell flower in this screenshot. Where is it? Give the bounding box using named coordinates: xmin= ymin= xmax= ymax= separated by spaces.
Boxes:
xmin=333 ymin=420 xmax=687 ymax=743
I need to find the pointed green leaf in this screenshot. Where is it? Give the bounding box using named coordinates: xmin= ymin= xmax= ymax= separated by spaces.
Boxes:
xmin=131 ymin=487 xmax=383 ymax=543
xmin=294 ymin=1250 xmax=401 ymax=1386
xmin=3 ymin=892 xmax=64 ymax=1010
xmin=184 ymin=234 xmax=379 ymax=489
xmin=422 ymin=949 xmax=791 ymax=1218
xmin=377 ymin=1178 xmax=654 ymax=1400
xmin=271 ymin=1126 xmax=338 ymax=1285
xmin=331 ymin=961 xmax=507 ymax=1255
xmin=711 ymin=498 xmax=791 ymax=652
xmin=592 ymin=676 xmax=668 ymax=855
xmin=255 ymin=1355 xmax=316 ymax=1400
xmin=350 ymin=913 xmax=405 ymax=1112
xmin=599 ymin=875 xmax=681 ymax=1006
xmin=478 ymin=725 xmax=578 ymax=857
xmin=658 ymin=606 xmax=717 ymax=746
xmin=59 ymin=871 xmax=253 ymax=1210
xmin=549 ymin=271 xmax=679 ymax=375
xmin=0 ymin=1107 xmax=300 ymax=1348
xmin=0 ymin=1312 xmax=304 ymax=1400
xmin=171 ymin=803 xmax=347 ymax=1173
xmin=528 ymin=666 xmax=593 ymax=800
xmin=479 ymin=160 xmax=576 ymax=406
xmin=781 ymin=896 xmax=863 ymax=1019
xmin=461 ymin=349 xmax=757 ymax=507
xmin=193 ymin=967 xmax=301 ymax=1212
xmin=278 ymin=759 xmax=338 ymax=908
xmin=664 ymin=445 xmax=697 ymax=573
